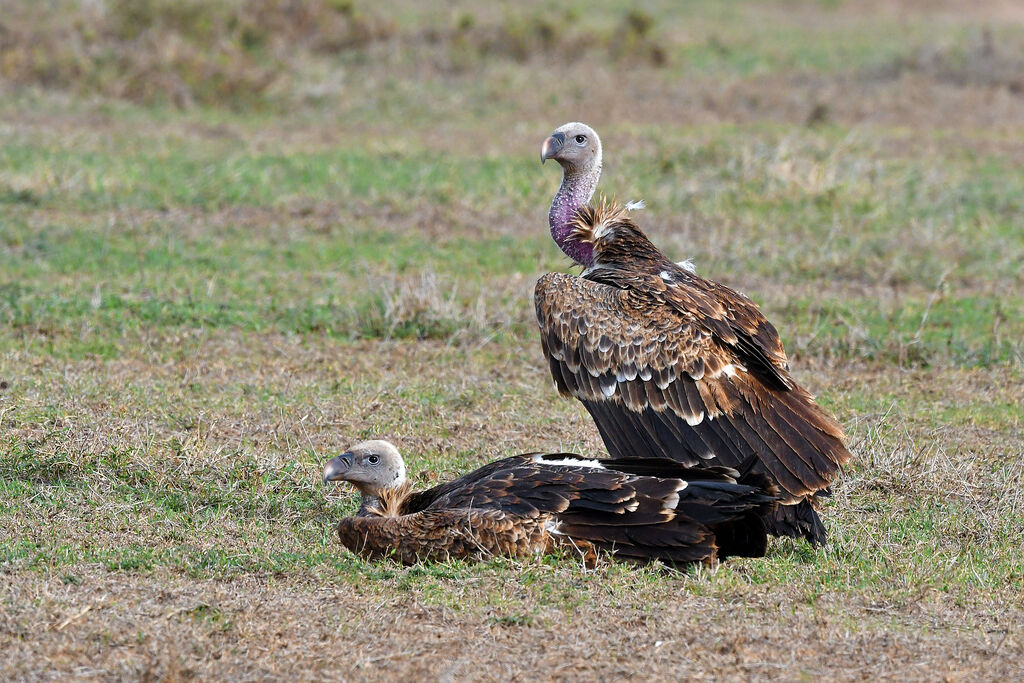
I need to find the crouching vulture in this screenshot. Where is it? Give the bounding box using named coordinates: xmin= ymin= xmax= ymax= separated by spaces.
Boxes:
xmin=322 ymin=440 xmax=776 ymax=566
xmin=536 ymin=122 xmax=852 ymax=544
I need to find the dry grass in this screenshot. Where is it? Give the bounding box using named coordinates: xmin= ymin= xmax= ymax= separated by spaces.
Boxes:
xmin=3 ymin=565 xmax=1021 ymax=680
xmin=2 ymin=0 xmax=1024 ymax=679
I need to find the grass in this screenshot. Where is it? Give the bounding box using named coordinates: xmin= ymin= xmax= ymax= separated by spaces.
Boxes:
xmin=2 ymin=0 xmax=1024 ymax=679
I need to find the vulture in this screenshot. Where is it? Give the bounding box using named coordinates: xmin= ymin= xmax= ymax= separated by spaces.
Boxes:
xmin=536 ymin=122 xmax=852 ymax=544
xmin=322 ymin=439 xmax=777 ymax=566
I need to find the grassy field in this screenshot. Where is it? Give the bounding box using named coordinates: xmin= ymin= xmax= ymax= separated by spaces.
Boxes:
xmin=2 ymin=0 xmax=1023 ymax=679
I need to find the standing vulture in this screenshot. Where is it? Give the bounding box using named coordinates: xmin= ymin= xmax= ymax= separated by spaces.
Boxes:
xmin=536 ymin=122 xmax=852 ymax=544
xmin=323 ymin=439 xmax=776 ymax=566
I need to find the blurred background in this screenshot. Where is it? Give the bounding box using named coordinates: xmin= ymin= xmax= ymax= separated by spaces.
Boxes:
xmin=4 ymin=0 xmax=1024 ymax=122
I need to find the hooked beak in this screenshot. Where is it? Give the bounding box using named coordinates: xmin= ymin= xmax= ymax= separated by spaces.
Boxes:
xmin=540 ymin=132 xmax=565 ymax=164
xmin=323 ymin=452 xmax=354 ymax=485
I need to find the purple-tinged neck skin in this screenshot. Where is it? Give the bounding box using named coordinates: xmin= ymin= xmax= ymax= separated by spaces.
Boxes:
xmin=549 ymin=165 xmax=601 ymax=267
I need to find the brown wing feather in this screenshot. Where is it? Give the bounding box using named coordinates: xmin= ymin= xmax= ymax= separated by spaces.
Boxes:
xmin=570 ymin=200 xmax=792 ymax=390
xmin=663 ymin=274 xmax=792 ymax=392
xmin=535 ymin=270 xmax=851 ymax=506
xmin=430 ymin=456 xmax=658 ymax=518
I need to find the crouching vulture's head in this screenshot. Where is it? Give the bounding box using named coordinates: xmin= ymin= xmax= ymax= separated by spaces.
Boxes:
xmin=322 ymin=440 xmax=406 ymax=497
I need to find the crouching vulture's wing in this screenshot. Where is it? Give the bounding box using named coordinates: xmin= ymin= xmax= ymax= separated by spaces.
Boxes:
xmin=534 ymin=203 xmax=852 ymax=544
xmin=417 ymin=453 xmax=776 ymax=564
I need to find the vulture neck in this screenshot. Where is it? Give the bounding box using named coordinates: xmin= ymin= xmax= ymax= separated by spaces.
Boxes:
xmin=356 ymin=482 xmax=410 ymax=518
xmin=549 ymin=163 xmax=601 ymax=267
xmin=357 ymin=493 xmax=383 ymax=516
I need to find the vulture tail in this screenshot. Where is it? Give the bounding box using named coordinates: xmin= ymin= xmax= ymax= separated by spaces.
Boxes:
xmin=762 ymin=498 xmax=827 ymax=545
xmin=709 ymin=469 xmax=776 ymax=559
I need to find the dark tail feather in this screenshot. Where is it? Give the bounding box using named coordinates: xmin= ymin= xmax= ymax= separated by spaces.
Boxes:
xmin=712 ymin=517 xmax=768 ymax=559
xmin=709 ymin=465 xmax=775 ymax=559
xmin=763 ymin=499 xmax=827 ymax=545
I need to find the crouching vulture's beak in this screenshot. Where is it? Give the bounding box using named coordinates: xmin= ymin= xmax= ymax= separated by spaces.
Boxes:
xmin=540 ymin=132 xmax=565 ymax=164
xmin=322 ymin=452 xmax=354 ymax=485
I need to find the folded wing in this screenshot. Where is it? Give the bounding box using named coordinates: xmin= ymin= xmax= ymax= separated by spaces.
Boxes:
xmin=535 ymin=270 xmax=850 ymax=511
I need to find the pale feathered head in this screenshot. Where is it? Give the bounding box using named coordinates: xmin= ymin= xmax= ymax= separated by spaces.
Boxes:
xmin=322 ymin=439 xmax=407 ymax=497
xmin=540 ymin=122 xmax=602 ymax=175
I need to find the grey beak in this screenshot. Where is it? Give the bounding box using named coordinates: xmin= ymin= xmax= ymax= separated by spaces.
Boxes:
xmin=323 ymin=452 xmax=354 ymax=484
xmin=540 ymin=132 xmax=565 ymax=163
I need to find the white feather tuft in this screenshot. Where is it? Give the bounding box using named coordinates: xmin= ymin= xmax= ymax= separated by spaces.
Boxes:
xmin=624 ymin=199 xmax=646 ymax=211
xmin=677 ymin=259 xmax=697 ymax=273
xmin=532 ymin=454 xmax=606 ymax=469
xmin=717 ymin=363 xmax=746 ymax=378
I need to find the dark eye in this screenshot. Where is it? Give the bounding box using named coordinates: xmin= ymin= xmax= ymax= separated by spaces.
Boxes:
xmin=367 ymin=455 xmax=380 ymax=465
xmin=575 ymin=135 xmax=586 ymax=144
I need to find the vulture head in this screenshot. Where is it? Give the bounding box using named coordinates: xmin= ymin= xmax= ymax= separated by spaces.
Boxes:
xmin=540 ymin=121 xmax=602 ymax=176
xmin=323 ymin=439 xmax=407 ymax=498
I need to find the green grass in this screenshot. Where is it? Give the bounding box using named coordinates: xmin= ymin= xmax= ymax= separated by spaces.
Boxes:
xmin=2 ymin=126 xmax=1021 ymax=363
xmin=0 ymin=143 xmax=540 ymax=211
